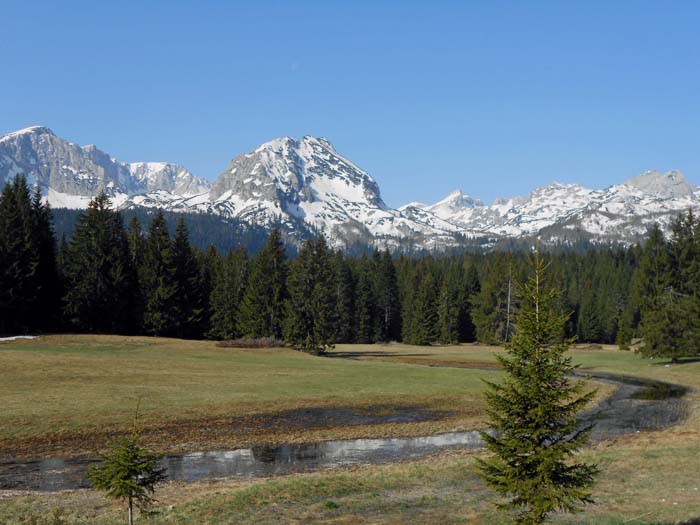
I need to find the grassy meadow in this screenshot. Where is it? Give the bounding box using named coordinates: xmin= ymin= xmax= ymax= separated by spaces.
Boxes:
xmin=2 ymin=335 xmax=700 ymax=524
xmin=0 ymin=335 xmax=496 ymax=459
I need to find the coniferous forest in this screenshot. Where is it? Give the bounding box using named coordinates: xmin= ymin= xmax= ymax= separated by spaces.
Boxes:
xmin=1 ymin=175 xmax=698 ymax=358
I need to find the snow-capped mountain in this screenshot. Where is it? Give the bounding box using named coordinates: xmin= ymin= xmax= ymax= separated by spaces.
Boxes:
xmin=0 ymin=126 xmax=210 ymax=209
xmin=412 ymin=170 xmax=699 ymax=243
xmin=1 ymin=125 xmax=697 ymax=248
xmin=200 ymin=136 xmax=461 ymax=245
xmin=128 ymin=162 xmax=210 ymax=196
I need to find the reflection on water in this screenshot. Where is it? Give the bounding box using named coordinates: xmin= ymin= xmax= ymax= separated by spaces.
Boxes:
xmin=0 ymin=431 xmax=487 ymax=492
xmin=0 ymin=372 xmax=688 ymax=493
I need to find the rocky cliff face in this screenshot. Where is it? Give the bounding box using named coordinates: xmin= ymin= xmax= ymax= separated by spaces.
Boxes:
xmin=128 ymin=162 xmax=210 ymax=196
xmin=0 ymin=127 xmax=140 ymax=206
xmin=1 ymin=125 xmax=697 ymax=248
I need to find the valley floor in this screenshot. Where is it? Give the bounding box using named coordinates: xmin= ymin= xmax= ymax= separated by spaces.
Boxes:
xmin=1 ymin=336 xmax=699 ymax=524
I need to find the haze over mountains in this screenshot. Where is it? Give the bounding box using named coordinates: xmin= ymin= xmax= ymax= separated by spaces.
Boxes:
xmin=1 ymin=126 xmax=696 ymax=248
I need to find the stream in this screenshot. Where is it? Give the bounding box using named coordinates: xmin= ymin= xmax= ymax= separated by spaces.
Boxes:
xmin=0 ymin=372 xmax=689 ymax=493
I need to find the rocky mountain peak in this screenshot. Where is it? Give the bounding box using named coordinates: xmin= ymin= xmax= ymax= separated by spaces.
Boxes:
xmin=623 ymin=169 xmax=693 ymax=199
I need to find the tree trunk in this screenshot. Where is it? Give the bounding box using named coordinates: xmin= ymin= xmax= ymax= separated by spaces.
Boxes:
xmin=128 ymin=497 xmax=133 ymax=525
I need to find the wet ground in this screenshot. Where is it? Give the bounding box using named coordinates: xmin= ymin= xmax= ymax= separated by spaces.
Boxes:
xmin=0 ymin=372 xmax=689 ymax=493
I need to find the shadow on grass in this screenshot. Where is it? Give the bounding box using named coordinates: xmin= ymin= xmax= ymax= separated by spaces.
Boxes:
xmin=327 ymin=351 xmax=438 ymax=359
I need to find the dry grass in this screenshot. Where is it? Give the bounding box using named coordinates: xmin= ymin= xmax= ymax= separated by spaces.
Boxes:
xmin=3 ymin=337 xmax=700 ymax=523
xmin=0 ymin=335 xmax=495 ymax=459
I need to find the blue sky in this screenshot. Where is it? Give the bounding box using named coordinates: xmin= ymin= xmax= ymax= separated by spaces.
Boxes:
xmin=2 ymin=1 xmax=699 ymax=207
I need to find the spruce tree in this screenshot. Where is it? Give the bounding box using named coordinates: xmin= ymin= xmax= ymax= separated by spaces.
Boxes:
xmin=409 ymin=271 xmax=438 ymax=345
xmin=478 ymin=251 xmax=597 ymax=524
xmin=639 ymin=213 xmax=700 ymax=361
xmin=63 ymin=193 xmax=139 ymax=333
xmin=333 ymin=251 xmax=355 ymax=343
xmin=473 ymin=254 xmax=512 ymax=344
xmin=309 ymin=236 xmax=337 ymax=352
xmin=30 ymin=186 xmax=60 ymax=331
xmin=140 ymin=211 xmax=177 ymax=336
xmin=284 ymin=236 xmax=337 ymax=354
xmin=354 ymin=256 xmax=376 ymax=344
xmin=197 ymin=245 xmax=220 ymax=337
xmin=460 ymin=261 xmax=481 ymax=342
xmin=209 ymin=247 xmax=248 ymax=339
xmin=237 ymin=228 xmax=287 ymax=339
xmin=437 ymin=263 xmax=464 ymax=344
xmin=373 ymin=250 xmax=400 ymax=342
xmin=0 ymin=176 xmax=38 ymax=334
xmin=171 ymin=218 xmax=204 ymax=338
xmin=88 ymin=406 xmax=166 ymax=525
xmin=640 ymin=291 xmax=698 ymax=362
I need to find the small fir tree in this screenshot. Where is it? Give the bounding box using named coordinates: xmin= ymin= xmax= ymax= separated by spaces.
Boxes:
xmin=88 ymin=406 xmax=166 ymax=525
xmin=478 ymin=250 xmax=598 ymax=524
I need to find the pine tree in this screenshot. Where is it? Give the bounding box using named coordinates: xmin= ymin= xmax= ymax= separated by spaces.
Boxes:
xmin=127 ymin=216 xmax=145 ymax=268
xmin=209 ymin=247 xmax=248 ymax=339
xmin=30 ymin=186 xmax=60 ymax=331
xmin=333 ymin=251 xmax=355 ymax=343
xmin=171 ymin=218 xmax=204 ymax=338
xmin=88 ymin=412 xmax=166 ymax=525
xmin=409 ymin=271 xmax=438 ymax=345
xmin=354 ymin=256 xmax=376 ymax=344
xmin=197 ymin=245 xmax=220 ymax=337
xmin=631 ymin=225 xmax=669 ymax=326
xmin=460 ymin=261 xmax=481 ymax=342
xmin=473 ymin=254 xmax=512 ymax=344
xmin=0 ymin=176 xmax=39 ymax=334
xmin=638 ymin=213 xmax=700 ymax=362
xmin=437 ymin=263 xmax=464 ymax=344
xmin=140 ymin=211 xmax=177 ymax=336
xmin=640 ymin=291 xmax=698 ymax=362
xmin=63 ymin=193 xmax=139 ymax=333
xmin=237 ymin=228 xmax=287 ymax=339
xmin=576 ymin=285 xmax=601 ymax=343
xmin=284 ymin=236 xmax=337 ymax=354
xmin=478 ymin=251 xmax=598 ymax=524
xmin=310 ymin=236 xmax=337 ymax=352
xmin=373 ymin=250 xmax=400 ymax=342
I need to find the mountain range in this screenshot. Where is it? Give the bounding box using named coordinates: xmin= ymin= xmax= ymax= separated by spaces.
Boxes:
xmin=1 ymin=125 xmax=697 ymax=249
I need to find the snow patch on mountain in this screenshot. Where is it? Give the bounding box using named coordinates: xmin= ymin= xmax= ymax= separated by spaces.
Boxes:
xmin=1 ymin=125 xmax=698 ymax=248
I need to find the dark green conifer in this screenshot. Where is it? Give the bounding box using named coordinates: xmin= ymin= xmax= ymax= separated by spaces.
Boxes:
xmin=333 ymin=251 xmax=355 ymax=343
xmin=284 ymin=236 xmax=337 ymax=354
xmin=0 ymin=176 xmax=38 ymax=334
xmin=140 ymin=211 xmax=177 ymax=336
xmin=373 ymin=250 xmax=400 ymax=342
xmin=63 ymin=193 xmax=138 ymax=333
xmin=237 ymin=228 xmax=287 ymax=339
xmin=409 ymin=271 xmax=438 ymax=345
xmin=473 ymin=254 xmax=512 ymax=344
xmin=171 ymin=217 xmax=204 ymax=338
xmin=478 ymin=251 xmax=598 ymax=524
xmin=437 ymin=263 xmax=464 ymax=344
xmin=209 ymin=247 xmax=248 ymax=339
xmin=354 ymin=255 xmax=377 ymax=344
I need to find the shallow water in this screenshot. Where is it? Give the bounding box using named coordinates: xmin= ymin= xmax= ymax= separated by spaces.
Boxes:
xmin=0 ymin=372 xmax=688 ymax=493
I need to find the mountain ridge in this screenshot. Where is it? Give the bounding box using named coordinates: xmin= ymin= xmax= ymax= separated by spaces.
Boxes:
xmin=0 ymin=125 xmax=697 ymax=248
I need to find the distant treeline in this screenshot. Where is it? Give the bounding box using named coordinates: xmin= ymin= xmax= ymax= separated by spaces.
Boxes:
xmin=1 ymin=175 xmax=693 ymax=356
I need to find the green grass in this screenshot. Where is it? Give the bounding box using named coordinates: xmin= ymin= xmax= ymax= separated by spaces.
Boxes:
xmin=3 ymin=337 xmax=700 ymax=524
xmin=0 ymin=335 xmax=496 ymax=457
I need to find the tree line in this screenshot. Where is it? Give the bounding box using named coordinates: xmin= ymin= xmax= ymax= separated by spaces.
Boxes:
xmin=1 ymin=175 xmax=693 ymax=358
